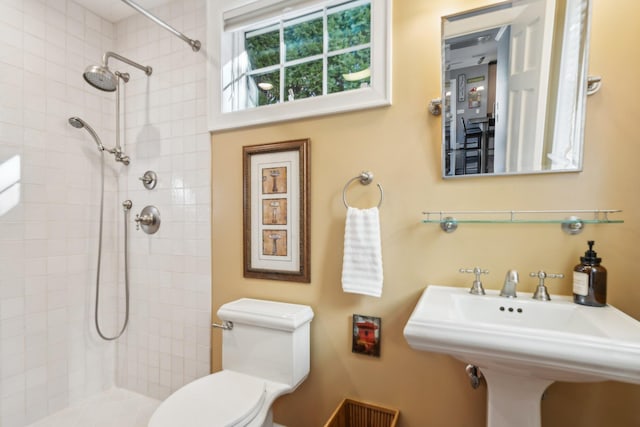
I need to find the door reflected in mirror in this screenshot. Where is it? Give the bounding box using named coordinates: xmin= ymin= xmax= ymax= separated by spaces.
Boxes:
xmin=442 ymin=0 xmax=591 ymax=178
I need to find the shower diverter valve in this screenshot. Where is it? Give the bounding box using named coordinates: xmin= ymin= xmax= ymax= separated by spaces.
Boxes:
xmin=135 ymin=205 xmax=160 ymax=234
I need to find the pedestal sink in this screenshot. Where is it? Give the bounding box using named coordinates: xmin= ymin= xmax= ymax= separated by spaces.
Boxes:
xmin=403 ymin=285 xmax=640 ymax=427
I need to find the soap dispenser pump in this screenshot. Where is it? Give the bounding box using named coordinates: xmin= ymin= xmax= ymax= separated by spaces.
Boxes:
xmin=573 ymin=240 xmax=607 ymax=307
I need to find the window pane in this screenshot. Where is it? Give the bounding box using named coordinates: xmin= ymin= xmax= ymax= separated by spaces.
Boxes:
xmin=284 ymin=59 xmax=322 ymax=101
xmin=284 ymin=16 xmax=323 ymax=62
xmin=328 ymin=3 xmax=371 ymax=52
xmin=328 ymin=48 xmax=371 ymax=94
xmin=250 ymin=70 xmax=281 ymax=106
xmin=245 ymin=27 xmax=280 ymax=70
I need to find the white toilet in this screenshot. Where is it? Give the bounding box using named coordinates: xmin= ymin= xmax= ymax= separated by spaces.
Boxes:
xmin=148 ymin=298 xmax=314 ymax=427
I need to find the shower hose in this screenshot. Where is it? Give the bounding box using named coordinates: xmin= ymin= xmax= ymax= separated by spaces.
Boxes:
xmin=94 ymin=150 xmax=130 ymax=341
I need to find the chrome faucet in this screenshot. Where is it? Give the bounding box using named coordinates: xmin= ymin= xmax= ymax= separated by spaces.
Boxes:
xmin=500 ymin=269 xmax=519 ymax=298
xmin=530 ymin=270 xmax=564 ymax=301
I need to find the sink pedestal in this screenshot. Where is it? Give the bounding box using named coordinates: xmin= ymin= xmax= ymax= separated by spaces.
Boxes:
xmin=482 ymin=367 xmax=553 ymax=427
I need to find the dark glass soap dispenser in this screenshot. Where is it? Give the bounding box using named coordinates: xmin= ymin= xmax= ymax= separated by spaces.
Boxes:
xmin=573 ymin=240 xmax=607 ymax=307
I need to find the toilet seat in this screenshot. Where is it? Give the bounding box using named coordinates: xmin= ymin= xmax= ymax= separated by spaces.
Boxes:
xmin=149 ymin=370 xmax=267 ymax=427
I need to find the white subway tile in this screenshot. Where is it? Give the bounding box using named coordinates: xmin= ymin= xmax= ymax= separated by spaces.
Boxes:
xmin=1 ymin=2 xmax=210 ymax=421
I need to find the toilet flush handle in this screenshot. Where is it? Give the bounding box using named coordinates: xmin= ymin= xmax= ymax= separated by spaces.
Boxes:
xmin=211 ymin=321 xmax=233 ymax=330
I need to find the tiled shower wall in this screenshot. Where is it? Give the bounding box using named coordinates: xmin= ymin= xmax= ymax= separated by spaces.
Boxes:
xmin=0 ymin=0 xmax=211 ymax=426
xmin=0 ymin=1 xmax=119 ymax=425
xmin=113 ymin=0 xmax=211 ymax=399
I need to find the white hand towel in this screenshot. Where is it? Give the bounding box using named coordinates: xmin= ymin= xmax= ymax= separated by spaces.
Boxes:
xmin=341 ymin=206 xmax=383 ymax=297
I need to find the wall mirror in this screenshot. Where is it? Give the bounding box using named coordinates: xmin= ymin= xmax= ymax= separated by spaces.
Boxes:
xmin=441 ymin=0 xmax=592 ymax=178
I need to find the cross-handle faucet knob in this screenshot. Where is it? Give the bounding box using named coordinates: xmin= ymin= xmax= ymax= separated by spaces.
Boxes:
xmin=460 ymin=267 xmax=489 ymax=295
xmin=530 ymin=271 xmax=564 ymax=301
xmin=134 ymin=205 xmax=161 ymax=234
xmin=134 ymin=213 xmax=154 ymax=230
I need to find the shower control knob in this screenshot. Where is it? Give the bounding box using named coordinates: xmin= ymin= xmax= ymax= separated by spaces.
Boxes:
xmin=135 ymin=213 xmax=152 ymax=227
xmin=134 ymin=205 xmax=161 ymax=234
xmin=139 ymin=170 xmax=157 ymax=190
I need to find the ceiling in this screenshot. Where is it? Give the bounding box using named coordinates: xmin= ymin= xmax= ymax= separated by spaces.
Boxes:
xmin=445 ymin=27 xmax=501 ymax=71
xmin=74 ymin=0 xmax=169 ymax=23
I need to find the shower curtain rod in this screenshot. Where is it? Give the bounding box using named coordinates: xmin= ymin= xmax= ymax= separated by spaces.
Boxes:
xmin=121 ymin=0 xmax=201 ymax=52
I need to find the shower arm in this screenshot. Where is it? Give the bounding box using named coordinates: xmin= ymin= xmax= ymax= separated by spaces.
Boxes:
xmin=120 ymin=0 xmax=201 ymax=52
xmin=103 ymin=51 xmax=152 ymax=76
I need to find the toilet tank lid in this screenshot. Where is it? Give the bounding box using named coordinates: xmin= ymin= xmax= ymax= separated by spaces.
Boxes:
xmin=217 ymin=298 xmax=314 ymax=331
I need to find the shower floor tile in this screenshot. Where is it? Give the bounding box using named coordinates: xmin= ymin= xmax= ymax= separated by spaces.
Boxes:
xmin=26 ymin=388 xmax=160 ymax=427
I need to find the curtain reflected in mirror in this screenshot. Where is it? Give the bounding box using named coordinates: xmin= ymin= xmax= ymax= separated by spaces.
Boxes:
xmin=442 ymin=0 xmax=591 ymax=178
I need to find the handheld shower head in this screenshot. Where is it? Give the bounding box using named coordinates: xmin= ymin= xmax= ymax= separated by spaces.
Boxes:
xmin=68 ymin=117 xmax=84 ymax=129
xmin=68 ymin=117 xmax=105 ymax=151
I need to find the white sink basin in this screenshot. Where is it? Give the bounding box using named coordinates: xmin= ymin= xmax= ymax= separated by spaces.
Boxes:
xmin=404 ymin=285 xmax=640 ymax=426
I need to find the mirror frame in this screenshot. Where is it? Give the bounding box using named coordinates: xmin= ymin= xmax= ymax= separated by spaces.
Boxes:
xmin=441 ymin=0 xmax=592 ymax=178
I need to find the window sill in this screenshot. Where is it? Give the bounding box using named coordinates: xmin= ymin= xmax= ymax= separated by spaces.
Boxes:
xmin=207 ymin=86 xmax=391 ymax=132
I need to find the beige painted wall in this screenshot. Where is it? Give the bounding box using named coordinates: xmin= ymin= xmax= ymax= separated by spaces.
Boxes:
xmin=210 ymin=0 xmax=640 ymax=425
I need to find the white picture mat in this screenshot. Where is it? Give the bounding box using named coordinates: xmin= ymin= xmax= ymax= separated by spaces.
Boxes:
xmin=249 ymin=150 xmax=300 ymax=272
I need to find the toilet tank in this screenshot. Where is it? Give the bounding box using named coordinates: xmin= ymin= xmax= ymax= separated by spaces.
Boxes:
xmin=217 ymin=298 xmax=314 ymax=389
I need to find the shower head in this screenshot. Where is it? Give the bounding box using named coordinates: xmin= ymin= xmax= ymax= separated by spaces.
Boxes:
xmin=68 ymin=117 xmax=84 ymax=129
xmin=83 ymin=51 xmax=152 ymax=92
xmin=83 ymin=64 xmax=118 ymax=92
xmin=68 ymin=117 xmax=105 ymax=151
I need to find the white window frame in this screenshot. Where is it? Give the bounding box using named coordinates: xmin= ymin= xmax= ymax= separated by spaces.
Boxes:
xmin=207 ymin=0 xmax=392 ymax=132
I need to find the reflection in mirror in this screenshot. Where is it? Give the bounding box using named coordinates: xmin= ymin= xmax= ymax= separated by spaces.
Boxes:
xmin=442 ymin=0 xmax=591 ymax=178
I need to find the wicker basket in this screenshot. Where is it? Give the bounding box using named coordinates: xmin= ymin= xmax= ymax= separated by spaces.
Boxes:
xmin=324 ymin=398 xmax=399 ymax=427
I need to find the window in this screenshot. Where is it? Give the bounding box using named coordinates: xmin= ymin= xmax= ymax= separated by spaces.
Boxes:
xmin=208 ymin=0 xmax=391 ymax=131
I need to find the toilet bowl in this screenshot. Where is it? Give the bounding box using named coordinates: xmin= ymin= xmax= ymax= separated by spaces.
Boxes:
xmin=149 ymin=298 xmax=314 ymax=427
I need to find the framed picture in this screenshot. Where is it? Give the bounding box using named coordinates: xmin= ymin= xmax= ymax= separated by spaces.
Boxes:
xmin=457 ymin=74 xmax=466 ymax=102
xmin=352 ymin=314 xmax=381 ymax=357
xmin=468 ymin=87 xmax=481 ymax=108
xmin=243 ymin=139 xmax=310 ymax=282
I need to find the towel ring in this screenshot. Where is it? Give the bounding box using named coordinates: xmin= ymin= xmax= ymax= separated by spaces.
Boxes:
xmin=342 ymin=171 xmax=384 ymax=209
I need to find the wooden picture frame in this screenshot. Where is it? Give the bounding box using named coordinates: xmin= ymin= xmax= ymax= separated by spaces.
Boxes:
xmin=243 ymin=139 xmax=310 ymax=282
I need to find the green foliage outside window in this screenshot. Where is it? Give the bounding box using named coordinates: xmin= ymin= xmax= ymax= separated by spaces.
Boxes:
xmin=245 ymin=1 xmax=371 ymax=106
xmin=251 ymin=70 xmax=280 ymax=105
xmin=285 ymin=60 xmax=323 ymax=101
xmin=328 ymin=48 xmax=371 ymax=93
xmin=328 ymin=4 xmax=371 ymax=51
xmin=245 ymin=28 xmax=279 ymax=70
xmin=285 ymin=16 xmax=323 ymax=61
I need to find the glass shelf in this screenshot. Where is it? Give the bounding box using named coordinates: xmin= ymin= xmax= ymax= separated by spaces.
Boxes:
xmin=422 ymin=210 xmax=623 ymax=234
